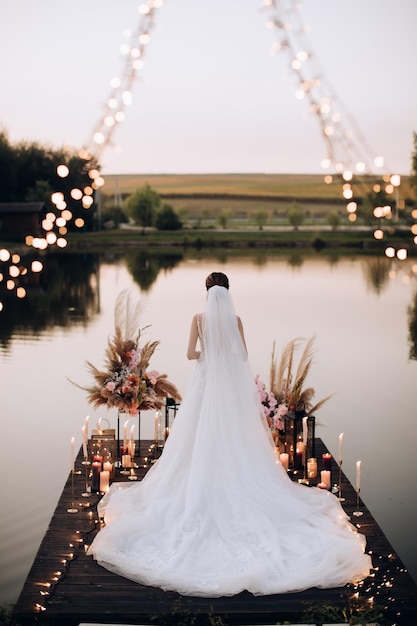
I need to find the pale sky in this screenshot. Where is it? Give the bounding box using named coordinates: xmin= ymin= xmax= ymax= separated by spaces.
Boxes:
xmin=1 ymin=0 xmax=416 ymax=176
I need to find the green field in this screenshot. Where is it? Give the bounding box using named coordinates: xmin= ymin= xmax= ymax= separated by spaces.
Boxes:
xmin=101 ymin=173 xmax=414 ymax=221
xmin=102 ymin=172 xmax=413 ymax=200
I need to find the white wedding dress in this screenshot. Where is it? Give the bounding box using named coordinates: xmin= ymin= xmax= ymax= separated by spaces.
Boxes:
xmin=88 ymin=286 xmax=371 ymax=597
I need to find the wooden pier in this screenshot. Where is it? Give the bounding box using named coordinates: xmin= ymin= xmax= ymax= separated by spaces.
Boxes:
xmin=14 ymin=439 xmax=417 ymax=625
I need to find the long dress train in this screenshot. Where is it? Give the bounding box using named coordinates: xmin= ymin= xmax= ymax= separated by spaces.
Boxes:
xmin=87 ymin=286 xmax=372 ymax=597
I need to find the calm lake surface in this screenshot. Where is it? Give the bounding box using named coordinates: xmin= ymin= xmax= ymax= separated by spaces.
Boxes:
xmin=1 ymin=249 xmax=417 ymax=605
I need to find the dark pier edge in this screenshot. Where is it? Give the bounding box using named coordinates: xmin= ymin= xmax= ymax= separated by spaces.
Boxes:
xmin=13 ymin=439 xmax=417 ymax=626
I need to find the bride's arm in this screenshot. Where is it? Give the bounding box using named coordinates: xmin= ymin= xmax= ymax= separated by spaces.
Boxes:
xmin=187 ymin=314 xmax=201 ymax=360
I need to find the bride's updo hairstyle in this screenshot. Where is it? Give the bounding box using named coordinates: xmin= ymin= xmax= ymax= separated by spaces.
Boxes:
xmin=205 ymin=272 xmax=229 ymax=291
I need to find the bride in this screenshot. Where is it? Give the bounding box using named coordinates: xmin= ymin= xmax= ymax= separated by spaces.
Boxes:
xmin=87 ymin=271 xmax=372 ymax=597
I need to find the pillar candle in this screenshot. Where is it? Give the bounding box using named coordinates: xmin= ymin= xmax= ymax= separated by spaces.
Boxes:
xmin=81 ymin=425 xmax=87 ymax=458
xmin=154 ymin=410 xmax=159 ymax=442
xmin=85 ymin=415 xmax=89 ymax=440
xmin=100 ymin=470 xmax=110 ymax=493
xmin=307 ymin=457 xmax=317 ymax=478
xmin=97 ymin=418 xmax=102 ymax=434
xmin=356 ymin=460 xmax=361 ymax=491
xmin=338 ymin=432 xmax=344 ymax=464
xmin=123 ymin=420 xmax=128 ymax=449
xmin=103 ymin=461 xmax=112 ymax=473
xmin=279 ymin=453 xmax=289 ymax=471
xmin=320 ymin=469 xmax=331 ymax=489
xmin=302 ymin=416 xmax=308 ymax=446
xmin=130 ymin=425 xmax=135 ymax=456
xmin=122 ymin=454 xmax=131 ymax=468
xmin=322 ymin=453 xmax=332 ymax=471
xmin=91 ymin=460 xmax=101 ymax=492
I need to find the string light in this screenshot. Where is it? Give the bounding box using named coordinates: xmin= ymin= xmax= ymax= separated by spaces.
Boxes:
xmin=261 ymin=0 xmax=414 ymax=256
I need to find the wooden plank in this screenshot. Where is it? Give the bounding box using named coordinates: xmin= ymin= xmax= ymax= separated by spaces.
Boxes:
xmin=13 ymin=440 xmax=417 ymax=625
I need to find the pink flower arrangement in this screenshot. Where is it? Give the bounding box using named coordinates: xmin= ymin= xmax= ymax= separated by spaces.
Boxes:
xmin=84 ymin=326 xmax=181 ymax=415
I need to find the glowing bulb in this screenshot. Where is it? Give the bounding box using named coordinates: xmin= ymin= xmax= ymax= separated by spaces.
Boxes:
xmin=70 ymin=188 xmax=83 ymax=200
xmin=57 ymin=238 xmax=68 ymax=248
xmin=75 ymin=218 xmax=85 ymax=228
xmin=397 ymin=248 xmax=407 ymax=260
xmin=56 ymin=164 xmax=69 ymax=177
xmin=355 ymin=161 xmax=366 ymax=173
xmin=132 ymin=59 xmax=144 ymax=70
xmin=110 ymin=77 xmax=121 ymax=88
xmin=343 ymin=189 xmax=353 ymax=199
xmin=324 ymin=175 xmax=332 ymax=184
xmin=51 ymin=192 xmax=64 ymax=204
xmin=320 ymin=158 xmax=331 ymax=169
xmin=42 ymin=219 xmax=54 ymax=231
xmin=46 ymin=232 xmax=57 ymax=244
xmin=9 ymin=266 xmax=20 ymax=278
xmin=374 ymin=156 xmax=384 ymax=168
xmin=61 ymin=210 xmax=72 ymax=221
xmin=108 ymin=98 xmax=118 ymax=109
xmin=0 ymin=249 xmax=11 ymax=262
xmin=139 ymin=33 xmax=150 ymax=45
xmin=390 ymin=174 xmax=401 ymax=187
xmin=82 ymin=196 xmax=94 ymax=208
xmin=385 ymin=247 xmax=395 ymax=258
xmin=93 ymin=132 xmax=105 ymax=145
xmin=122 ymin=91 xmax=132 ymax=105
xmin=104 ymin=116 xmax=115 ymax=127
xmin=373 ymin=229 xmax=384 ymax=240
xmin=88 ymin=169 xmax=100 ymax=180
xmin=342 ymin=170 xmax=353 ymax=181
xmin=115 ymin=111 xmax=126 ymax=122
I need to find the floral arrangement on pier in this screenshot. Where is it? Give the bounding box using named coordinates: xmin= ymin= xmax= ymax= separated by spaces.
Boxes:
xmin=83 ymin=290 xmax=181 ymax=415
xmin=256 ymin=337 xmax=333 ymax=440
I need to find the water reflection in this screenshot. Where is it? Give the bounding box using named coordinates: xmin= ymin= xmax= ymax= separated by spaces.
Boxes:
xmin=361 ymin=257 xmax=391 ymax=295
xmin=408 ymin=290 xmax=417 ymax=360
xmin=125 ymin=250 xmax=184 ymax=291
xmin=0 ymin=250 xmax=417 ymax=607
xmin=0 ymin=252 xmax=100 ymax=350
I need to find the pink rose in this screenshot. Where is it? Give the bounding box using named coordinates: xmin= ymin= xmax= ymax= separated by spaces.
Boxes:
xmin=106 ymin=381 xmax=116 ymax=392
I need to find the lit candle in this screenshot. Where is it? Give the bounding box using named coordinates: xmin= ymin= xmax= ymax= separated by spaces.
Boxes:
xmin=302 ymin=416 xmax=308 ymax=446
xmin=99 ymin=470 xmax=110 ymax=493
xmin=338 ymin=432 xmax=344 ymax=465
xmin=279 ymin=452 xmax=289 ymax=471
xmin=70 ymin=437 xmax=75 ymax=472
xmin=103 ymin=461 xmax=112 ymax=473
xmin=356 ymin=460 xmax=361 ymax=491
xmin=122 ymin=454 xmax=131 ymax=468
xmin=322 ymin=453 xmax=332 ymax=471
xmin=81 ymin=425 xmax=87 ymax=459
xmin=320 ymin=469 xmax=331 ymax=489
xmin=123 ymin=420 xmax=128 ymax=449
xmin=130 ymin=425 xmax=135 ymax=457
xmin=307 ymin=457 xmax=317 ymax=478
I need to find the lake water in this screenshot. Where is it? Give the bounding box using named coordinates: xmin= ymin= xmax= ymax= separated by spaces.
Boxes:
xmin=1 ymin=249 xmax=417 ymax=605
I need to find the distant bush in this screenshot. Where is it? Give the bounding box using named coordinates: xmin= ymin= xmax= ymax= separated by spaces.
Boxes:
xmin=155 ymin=204 xmax=183 ymax=230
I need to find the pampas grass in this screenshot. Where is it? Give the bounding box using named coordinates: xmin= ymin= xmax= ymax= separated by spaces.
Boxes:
xmin=269 ymin=336 xmax=333 ymax=414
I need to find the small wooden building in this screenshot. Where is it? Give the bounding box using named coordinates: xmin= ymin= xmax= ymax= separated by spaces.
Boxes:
xmin=0 ymin=202 xmax=44 ymax=241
